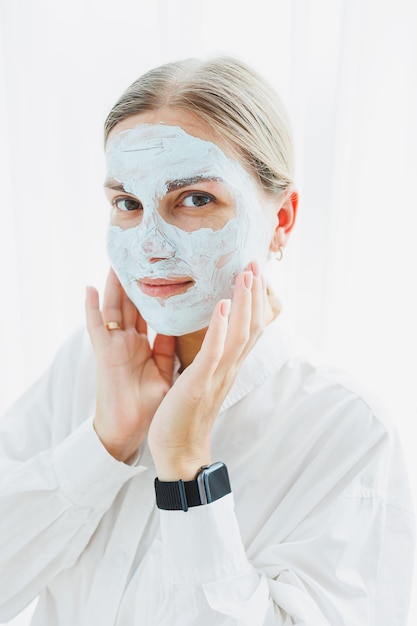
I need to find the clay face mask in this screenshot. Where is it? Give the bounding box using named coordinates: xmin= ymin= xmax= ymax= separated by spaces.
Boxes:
xmin=106 ymin=124 xmax=272 ymax=335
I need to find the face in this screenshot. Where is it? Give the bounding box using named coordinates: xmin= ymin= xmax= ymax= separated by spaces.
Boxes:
xmin=105 ymin=110 xmax=277 ymax=336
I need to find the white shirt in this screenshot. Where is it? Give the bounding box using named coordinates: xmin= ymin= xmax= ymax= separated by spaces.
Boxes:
xmin=0 ymin=315 xmax=414 ymax=625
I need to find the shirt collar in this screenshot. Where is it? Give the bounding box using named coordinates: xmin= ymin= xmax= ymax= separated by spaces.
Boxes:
xmin=169 ymin=310 xmax=293 ymax=412
xmin=218 ymin=312 xmax=291 ymax=413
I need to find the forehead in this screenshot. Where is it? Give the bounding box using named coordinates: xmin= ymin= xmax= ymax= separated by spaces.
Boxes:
xmin=106 ymin=107 xmax=231 ymax=150
xmin=106 ymin=124 xmax=232 ymax=175
xmin=105 ymin=123 xmax=252 ymax=200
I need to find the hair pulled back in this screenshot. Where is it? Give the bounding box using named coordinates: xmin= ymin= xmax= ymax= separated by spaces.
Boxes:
xmin=104 ymin=56 xmax=294 ymax=196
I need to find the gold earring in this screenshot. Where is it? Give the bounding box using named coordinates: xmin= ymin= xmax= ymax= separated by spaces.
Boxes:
xmin=275 ymin=246 xmax=284 ymax=261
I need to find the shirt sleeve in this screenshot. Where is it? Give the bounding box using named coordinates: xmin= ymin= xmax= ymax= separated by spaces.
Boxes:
xmin=155 ymin=447 xmax=415 ymax=625
xmin=158 ymin=494 xmax=330 ymax=625
xmin=0 ymin=333 xmax=146 ymax=621
xmin=158 ymin=494 xmax=276 ymax=625
xmin=0 ymin=416 xmax=146 ymax=620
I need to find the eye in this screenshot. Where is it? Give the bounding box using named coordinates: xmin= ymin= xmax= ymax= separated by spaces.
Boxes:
xmin=180 ymin=193 xmax=214 ymax=208
xmin=113 ymin=197 xmax=142 ymax=212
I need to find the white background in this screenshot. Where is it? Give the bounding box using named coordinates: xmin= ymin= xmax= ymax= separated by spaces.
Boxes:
xmin=1 ymin=0 xmax=416 ymax=624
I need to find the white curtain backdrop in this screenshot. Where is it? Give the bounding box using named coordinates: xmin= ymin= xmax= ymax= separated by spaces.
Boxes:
xmin=1 ymin=1 xmax=416 ymax=624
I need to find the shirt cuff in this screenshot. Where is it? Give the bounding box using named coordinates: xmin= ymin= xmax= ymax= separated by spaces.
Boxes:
xmin=52 ymin=418 xmax=147 ymax=507
xmin=159 ymin=493 xmax=248 ymax=585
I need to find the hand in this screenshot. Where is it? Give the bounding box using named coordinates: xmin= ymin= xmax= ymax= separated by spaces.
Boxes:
xmin=148 ymin=261 xmax=267 ymax=481
xmin=85 ymin=268 xmax=176 ymax=462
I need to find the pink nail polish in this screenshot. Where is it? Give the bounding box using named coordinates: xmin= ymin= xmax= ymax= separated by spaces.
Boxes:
xmin=252 ymin=260 xmax=260 ymax=277
xmin=220 ymin=299 xmax=231 ymax=317
xmin=244 ymin=271 xmax=253 ymax=290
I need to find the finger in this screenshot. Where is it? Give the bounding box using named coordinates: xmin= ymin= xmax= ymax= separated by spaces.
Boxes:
xmin=135 ymin=308 xmax=148 ymax=336
xmin=101 ymin=268 xmax=123 ymax=325
xmin=240 ymin=260 xmax=265 ymax=359
xmin=226 ymin=261 xmax=267 ymax=360
xmin=192 ymin=299 xmax=231 ymax=376
xmin=262 ymin=274 xmax=268 ymax=324
xmin=220 ymin=270 xmax=253 ymax=368
xmin=121 ymin=288 xmax=138 ymax=329
xmin=153 ymin=334 xmax=176 ymax=383
xmin=85 ymin=286 xmax=108 ymax=345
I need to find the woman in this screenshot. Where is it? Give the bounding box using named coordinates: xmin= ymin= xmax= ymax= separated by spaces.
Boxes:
xmin=0 ymin=56 xmax=414 ymax=625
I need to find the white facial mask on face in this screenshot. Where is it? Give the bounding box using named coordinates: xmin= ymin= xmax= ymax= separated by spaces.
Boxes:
xmin=106 ymin=124 xmax=273 ymax=336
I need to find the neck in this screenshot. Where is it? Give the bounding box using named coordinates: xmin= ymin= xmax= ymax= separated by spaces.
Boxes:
xmin=175 ymin=294 xmax=278 ymax=371
xmin=175 ymin=327 xmax=208 ymax=371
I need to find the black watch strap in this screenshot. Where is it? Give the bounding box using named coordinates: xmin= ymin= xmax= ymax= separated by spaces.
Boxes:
xmin=154 ymin=477 xmax=201 ymax=511
xmin=154 ymin=462 xmax=231 ymax=512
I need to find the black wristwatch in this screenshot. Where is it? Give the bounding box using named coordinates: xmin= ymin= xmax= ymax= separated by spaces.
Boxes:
xmin=154 ymin=462 xmax=231 ymax=512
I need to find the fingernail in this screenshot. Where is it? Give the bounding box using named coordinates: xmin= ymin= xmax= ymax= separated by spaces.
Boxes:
xmin=252 ymin=260 xmax=260 ymax=277
xmin=220 ymin=299 xmax=231 ymax=317
xmin=244 ymin=271 xmax=253 ymax=290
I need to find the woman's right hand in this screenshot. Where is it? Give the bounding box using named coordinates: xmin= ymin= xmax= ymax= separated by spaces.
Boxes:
xmin=85 ymin=268 xmax=176 ymax=463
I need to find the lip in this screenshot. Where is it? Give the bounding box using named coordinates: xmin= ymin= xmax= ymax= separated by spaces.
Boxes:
xmin=137 ymin=276 xmax=195 ymax=298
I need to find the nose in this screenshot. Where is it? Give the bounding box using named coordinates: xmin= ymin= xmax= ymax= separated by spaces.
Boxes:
xmin=136 ymin=224 xmax=176 ymax=263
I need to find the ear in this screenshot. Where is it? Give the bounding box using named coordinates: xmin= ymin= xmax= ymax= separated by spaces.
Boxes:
xmin=269 ymin=190 xmax=299 ymax=253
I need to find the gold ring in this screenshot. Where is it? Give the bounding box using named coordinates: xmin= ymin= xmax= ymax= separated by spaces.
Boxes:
xmin=105 ymin=321 xmax=123 ymax=331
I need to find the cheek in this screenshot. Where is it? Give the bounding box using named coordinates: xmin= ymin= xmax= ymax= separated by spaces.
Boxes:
xmin=184 ymin=218 xmax=243 ymax=262
xmin=180 ymin=222 xmax=245 ymax=294
xmin=215 ymin=251 xmax=235 ymax=269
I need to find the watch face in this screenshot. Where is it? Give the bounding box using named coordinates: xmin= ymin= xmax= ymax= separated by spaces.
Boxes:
xmin=197 ymin=462 xmax=231 ymax=504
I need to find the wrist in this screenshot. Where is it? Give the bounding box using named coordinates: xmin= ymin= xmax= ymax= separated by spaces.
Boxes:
xmin=93 ymin=421 xmax=144 ymax=464
xmin=155 ymin=457 xmax=212 ymax=482
xmin=151 ymin=440 xmax=212 ymax=481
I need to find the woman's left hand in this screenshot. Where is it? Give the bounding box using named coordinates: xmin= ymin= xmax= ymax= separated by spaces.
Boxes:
xmin=148 ymin=261 xmax=266 ymax=481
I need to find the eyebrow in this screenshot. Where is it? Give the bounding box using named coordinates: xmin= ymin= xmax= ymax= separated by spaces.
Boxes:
xmin=104 ymin=178 xmax=126 ymax=192
xmin=104 ymin=176 xmax=223 ymax=193
xmin=166 ymin=176 xmax=224 ymax=192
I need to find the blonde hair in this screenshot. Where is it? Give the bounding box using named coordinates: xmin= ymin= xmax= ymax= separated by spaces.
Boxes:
xmin=104 ymin=56 xmax=294 ymax=196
